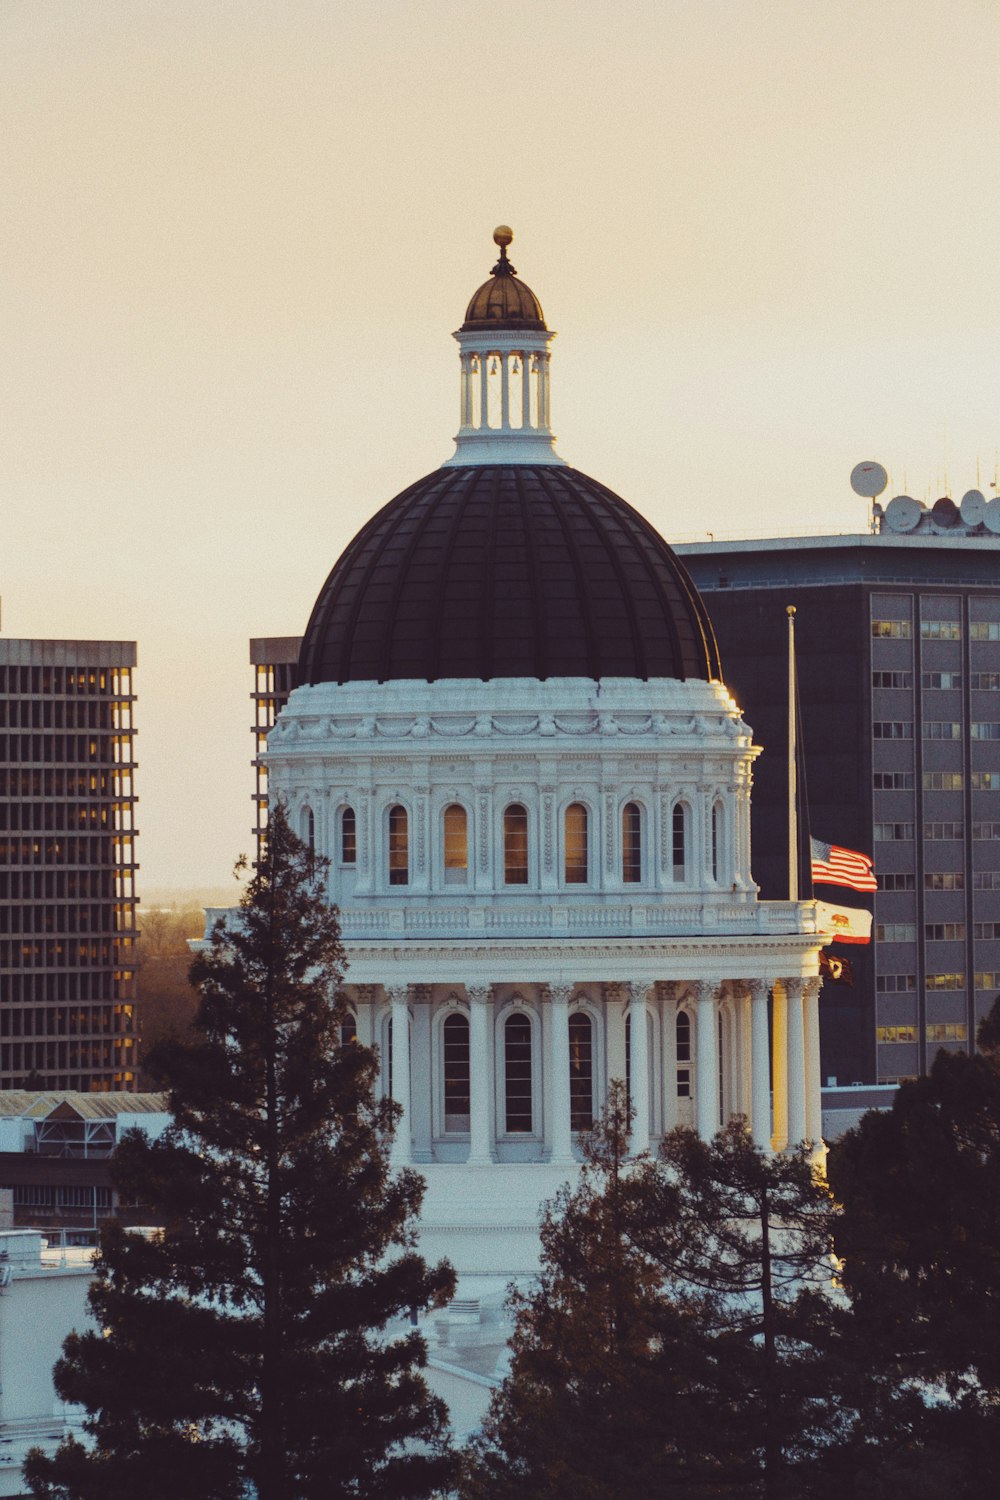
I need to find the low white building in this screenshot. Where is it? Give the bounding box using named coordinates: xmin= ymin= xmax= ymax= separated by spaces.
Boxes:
xmin=0 ymin=1229 xmax=93 ymax=1497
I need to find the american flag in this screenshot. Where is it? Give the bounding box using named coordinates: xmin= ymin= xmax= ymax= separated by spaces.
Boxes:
xmin=810 ymin=837 xmax=877 ymax=893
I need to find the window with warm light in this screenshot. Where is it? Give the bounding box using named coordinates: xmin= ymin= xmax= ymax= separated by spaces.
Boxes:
xmin=388 ymin=805 xmax=409 ymax=886
xmin=622 ymin=802 xmax=642 ymax=883
xmin=443 ymin=804 xmax=468 ymax=884
xmin=504 ymin=804 xmax=529 ymax=885
xmin=564 ymin=803 xmax=588 ymax=883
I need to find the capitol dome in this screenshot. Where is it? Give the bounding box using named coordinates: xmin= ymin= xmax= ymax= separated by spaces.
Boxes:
xmin=298 ymin=463 xmax=721 ymax=686
xmin=299 ymin=226 xmax=720 ymax=688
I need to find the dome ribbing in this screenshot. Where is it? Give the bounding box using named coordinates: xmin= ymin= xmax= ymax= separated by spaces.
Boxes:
xmin=298 ymin=465 xmax=722 ymax=685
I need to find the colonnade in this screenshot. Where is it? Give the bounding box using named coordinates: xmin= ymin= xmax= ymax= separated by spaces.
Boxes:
xmin=344 ymin=976 xmax=823 ymax=1167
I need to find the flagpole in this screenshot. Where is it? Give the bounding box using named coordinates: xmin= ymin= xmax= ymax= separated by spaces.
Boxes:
xmin=787 ymin=605 xmax=798 ymax=901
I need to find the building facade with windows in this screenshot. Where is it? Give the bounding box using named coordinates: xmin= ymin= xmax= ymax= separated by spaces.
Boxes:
xmin=250 ymin=231 xmax=827 ymax=1302
xmin=0 ymin=640 xmax=139 ymax=1092
xmin=677 ymin=528 xmax=1000 ymax=1087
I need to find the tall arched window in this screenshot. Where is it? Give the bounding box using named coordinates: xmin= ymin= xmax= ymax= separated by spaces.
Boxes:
xmin=564 ymin=803 xmax=588 ymax=883
xmin=711 ymin=801 xmax=723 ymax=883
xmin=569 ymin=1011 xmax=594 ymax=1130
xmin=443 ymin=1012 xmax=471 ymax=1131
xmin=504 ymin=803 xmax=529 ymax=885
xmin=504 ymin=1013 xmax=533 ymax=1131
xmin=340 ymin=1011 xmax=358 ymax=1049
xmin=676 ymin=1010 xmax=691 ymax=1098
xmin=301 ymin=805 xmax=315 ymax=852
xmin=388 ymin=805 xmax=409 ymax=885
xmin=340 ymin=806 xmax=356 ymax=865
xmin=672 ymin=803 xmax=687 ymax=882
xmin=443 ymin=804 xmax=468 ymax=884
xmin=622 ymin=802 xmax=642 ymax=883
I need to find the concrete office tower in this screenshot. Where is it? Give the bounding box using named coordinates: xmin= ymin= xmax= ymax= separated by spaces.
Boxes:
xmin=0 ymin=640 xmax=138 ymax=1092
xmin=678 ymin=516 xmax=1000 ymax=1088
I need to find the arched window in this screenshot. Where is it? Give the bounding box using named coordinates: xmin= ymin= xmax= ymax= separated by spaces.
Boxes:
xmin=504 ymin=1013 xmax=533 ymax=1132
xmin=504 ymin=803 xmax=529 ymax=885
xmin=676 ymin=1010 xmax=691 ymax=1098
xmin=443 ymin=804 xmax=468 ymax=884
xmin=672 ymin=803 xmax=687 ymax=882
xmin=301 ymin=805 xmax=315 ymax=852
xmin=564 ymin=803 xmax=588 ymax=884
xmin=340 ymin=806 xmax=356 ymax=865
xmin=622 ymin=802 xmax=642 ymax=883
xmin=340 ymin=1011 xmax=358 ymax=1049
xmin=569 ymin=1011 xmax=594 ymax=1130
xmin=388 ymin=805 xmax=408 ymax=885
xmin=443 ymin=1013 xmax=470 ymax=1131
xmin=712 ymin=801 xmax=723 ymax=883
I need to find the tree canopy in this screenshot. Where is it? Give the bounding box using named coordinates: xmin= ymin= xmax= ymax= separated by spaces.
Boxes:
xmin=26 ymin=804 xmax=456 ymax=1500
xmin=463 ymin=1086 xmax=850 ymax=1499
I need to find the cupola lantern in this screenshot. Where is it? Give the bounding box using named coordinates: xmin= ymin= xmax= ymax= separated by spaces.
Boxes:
xmin=444 ymin=227 xmax=566 ymax=466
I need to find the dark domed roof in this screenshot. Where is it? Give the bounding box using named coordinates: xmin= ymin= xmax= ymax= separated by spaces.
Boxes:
xmin=298 ymin=465 xmax=721 ymax=685
xmin=461 ymin=237 xmax=546 ymax=332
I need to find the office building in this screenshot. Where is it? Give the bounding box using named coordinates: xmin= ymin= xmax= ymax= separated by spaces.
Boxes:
xmin=677 ymin=513 xmax=1000 ymax=1086
xmin=0 ymin=639 xmax=139 ymax=1091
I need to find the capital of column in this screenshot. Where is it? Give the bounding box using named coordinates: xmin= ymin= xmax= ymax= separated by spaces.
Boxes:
xmin=385 ymin=983 xmax=411 ymax=1007
xmin=544 ymin=983 xmax=576 ymax=1005
xmin=466 ymin=984 xmax=493 ymax=1006
xmin=627 ymin=980 xmax=657 ymax=1005
xmin=748 ymin=978 xmax=771 ymax=1005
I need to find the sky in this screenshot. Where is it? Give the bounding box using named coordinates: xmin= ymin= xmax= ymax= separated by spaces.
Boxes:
xmin=3 ymin=0 xmax=1000 ymax=890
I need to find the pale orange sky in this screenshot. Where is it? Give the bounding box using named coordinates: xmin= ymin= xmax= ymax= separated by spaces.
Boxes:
xmin=3 ymin=0 xmax=1000 ymax=888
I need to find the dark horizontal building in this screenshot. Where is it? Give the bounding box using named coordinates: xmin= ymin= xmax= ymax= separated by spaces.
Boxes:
xmin=677 ymin=526 xmax=1000 ymax=1087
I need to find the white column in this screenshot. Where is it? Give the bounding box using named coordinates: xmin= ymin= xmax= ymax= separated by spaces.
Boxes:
xmin=500 ymin=351 xmax=510 ymax=429
xmin=750 ymin=979 xmax=771 ymax=1151
xmin=355 ymin=986 xmax=375 ymax=1049
xmin=479 ymin=352 xmax=489 ymax=428
xmin=388 ymin=985 xmax=411 ymax=1168
xmin=466 ymin=985 xmax=494 ymax=1165
xmin=460 ymin=353 xmax=471 ymax=427
xmin=661 ymin=987 xmax=679 ymax=1132
xmin=629 ymin=982 xmax=651 ymax=1154
xmin=737 ymin=988 xmax=753 ymax=1120
xmin=520 ymin=351 xmax=531 ymax=427
xmin=547 ymin=984 xmax=574 ymax=1164
xmin=411 ymin=987 xmax=433 ymax=1163
xmin=695 ymin=980 xmax=720 ymax=1140
xmin=786 ymin=978 xmax=806 ymax=1150
xmin=803 ymin=977 xmax=823 ymax=1147
xmin=770 ymin=980 xmax=788 ymax=1153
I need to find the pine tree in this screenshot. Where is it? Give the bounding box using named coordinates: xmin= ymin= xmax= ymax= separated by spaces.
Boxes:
xmin=463 ymin=1097 xmax=854 ymax=1500
xmin=460 ymin=1082 xmax=730 ymax=1500
xmin=826 ymin=1000 xmax=1000 ymax=1495
xmin=26 ymin=805 xmax=456 ymax=1500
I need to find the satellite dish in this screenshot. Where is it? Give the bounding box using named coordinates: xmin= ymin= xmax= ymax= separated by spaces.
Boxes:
xmin=985 ymin=496 xmax=1000 ymax=535
xmin=850 ymin=461 xmax=888 ymax=498
xmin=961 ymin=488 xmax=987 ymax=526
xmin=931 ymin=496 xmax=960 ymax=529
xmin=884 ymin=494 xmax=923 ymax=533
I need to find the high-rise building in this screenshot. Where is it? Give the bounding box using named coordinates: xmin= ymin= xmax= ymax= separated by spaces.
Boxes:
xmin=677 ymin=517 xmax=1000 ymax=1088
xmin=249 ymin=637 xmax=299 ymax=863
xmin=0 ymin=639 xmax=139 ymax=1092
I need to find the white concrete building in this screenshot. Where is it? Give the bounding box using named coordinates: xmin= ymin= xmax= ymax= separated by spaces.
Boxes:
xmin=258 ymin=231 xmax=827 ymax=1329
xmin=0 ymin=1230 xmax=92 ymax=1497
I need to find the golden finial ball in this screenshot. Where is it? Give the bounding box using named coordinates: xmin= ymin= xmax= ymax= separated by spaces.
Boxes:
xmin=493 ymin=225 xmax=514 ymax=248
